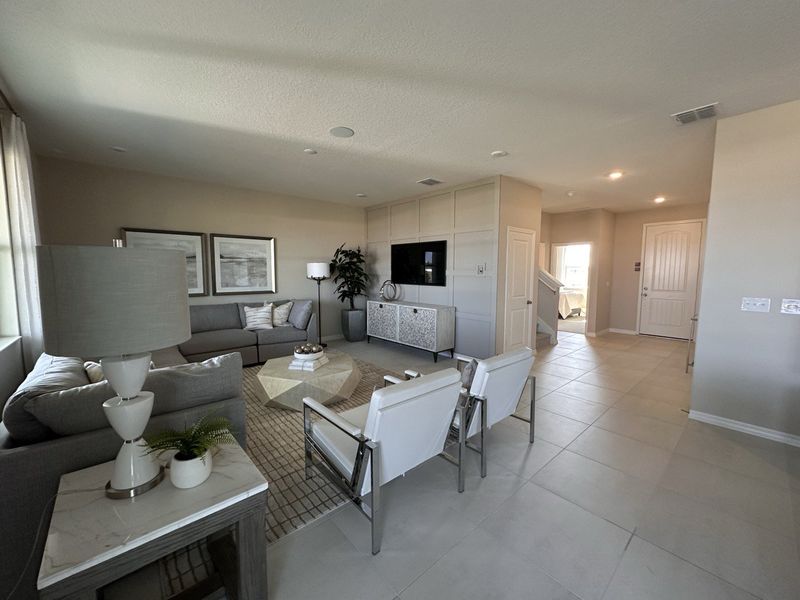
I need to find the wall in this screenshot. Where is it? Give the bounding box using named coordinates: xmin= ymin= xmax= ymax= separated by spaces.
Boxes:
xmin=609 ymin=204 xmax=708 ymax=332
xmin=0 ymin=337 xmax=24 ymax=404
xmin=547 ymin=209 xmax=615 ymax=336
xmin=366 ymin=178 xmax=500 ymax=358
xmin=495 ymin=176 xmax=543 ymax=354
xmin=691 ymin=100 xmax=800 ymax=438
xmin=34 ymin=158 xmax=366 ymax=340
xmin=539 ymin=212 xmax=552 ymax=270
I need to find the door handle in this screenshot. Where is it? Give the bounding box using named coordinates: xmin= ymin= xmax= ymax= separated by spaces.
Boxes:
xmin=642 ymin=293 xmax=648 ymax=297
xmin=526 ymin=300 xmax=533 ymax=305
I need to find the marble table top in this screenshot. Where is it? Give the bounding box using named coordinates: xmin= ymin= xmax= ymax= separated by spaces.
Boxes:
xmin=37 ymin=444 xmax=268 ymax=590
xmin=256 ymin=349 xmax=361 ymax=411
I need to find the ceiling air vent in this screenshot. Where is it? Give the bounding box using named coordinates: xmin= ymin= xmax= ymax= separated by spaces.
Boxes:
xmin=417 ymin=177 xmax=443 ymax=186
xmin=671 ymin=102 xmax=718 ymax=125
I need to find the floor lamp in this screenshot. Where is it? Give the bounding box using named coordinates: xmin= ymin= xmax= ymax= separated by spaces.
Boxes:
xmin=37 ymin=245 xmax=191 ymax=498
xmin=306 ymin=262 xmax=330 ymax=347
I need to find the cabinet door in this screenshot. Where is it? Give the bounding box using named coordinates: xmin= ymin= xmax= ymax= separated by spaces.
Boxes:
xmin=367 ymin=302 xmax=398 ymax=340
xmin=398 ymin=306 xmax=437 ymax=350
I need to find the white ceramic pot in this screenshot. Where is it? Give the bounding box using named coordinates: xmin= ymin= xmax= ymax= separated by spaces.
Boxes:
xmin=170 ymin=450 xmax=213 ymax=489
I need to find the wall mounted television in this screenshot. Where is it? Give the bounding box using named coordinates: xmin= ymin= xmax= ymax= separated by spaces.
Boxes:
xmin=391 ymin=241 xmax=447 ymax=286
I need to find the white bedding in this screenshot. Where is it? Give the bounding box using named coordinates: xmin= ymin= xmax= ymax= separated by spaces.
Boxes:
xmin=559 ymin=290 xmax=586 ymax=318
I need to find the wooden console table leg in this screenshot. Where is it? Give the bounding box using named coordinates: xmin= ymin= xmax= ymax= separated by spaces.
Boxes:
xmin=236 ymin=501 xmax=267 ymax=600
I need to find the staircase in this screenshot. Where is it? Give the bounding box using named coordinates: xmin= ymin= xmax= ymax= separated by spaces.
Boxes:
xmin=536 ymin=329 xmax=552 ymax=349
xmin=536 ymin=269 xmax=563 ymax=348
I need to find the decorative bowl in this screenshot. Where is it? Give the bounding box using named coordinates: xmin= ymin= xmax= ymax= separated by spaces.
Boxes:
xmin=294 ymin=350 xmax=324 ymax=361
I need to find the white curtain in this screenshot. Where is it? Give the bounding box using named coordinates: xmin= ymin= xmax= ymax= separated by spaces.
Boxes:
xmin=1 ymin=112 xmax=43 ymax=370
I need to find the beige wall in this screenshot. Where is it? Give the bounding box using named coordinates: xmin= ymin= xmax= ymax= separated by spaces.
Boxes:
xmin=692 ymin=99 xmax=800 ymax=437
xmin=609 ymin=204 xmax=708 ymax=332
xmin=496 ymin=176 xmax=543 ymax=354
xmin=35 ymin=158 xmax=366 ymax=339
xmin=547 ymin=209 xmax=614 ymax=335
xmin=539 ymin=212 xmax=552 ymax=270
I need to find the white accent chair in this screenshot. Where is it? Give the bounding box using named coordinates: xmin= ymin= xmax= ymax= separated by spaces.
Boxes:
xmin=302 ymin=368 xmax=463 ymax=554
xmin=393 ymin=347 xmax=536 ymax=485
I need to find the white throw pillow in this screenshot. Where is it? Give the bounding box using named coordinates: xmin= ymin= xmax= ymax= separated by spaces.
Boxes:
xmin=244 ymin=304 xmax=273 ymax=330
xmin=84 ymin=361 xmax=105 ymax=384
xmin=273 ymin=301 xmax=294 ymax=327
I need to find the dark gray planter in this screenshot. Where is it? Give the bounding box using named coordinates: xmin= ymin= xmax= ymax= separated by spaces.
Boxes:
xmin=341 ymin=309 xmax=366 ymax=342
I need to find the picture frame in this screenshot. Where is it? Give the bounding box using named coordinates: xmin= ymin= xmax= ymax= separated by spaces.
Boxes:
xmin=122 ymin=228 xmax=208 ymax=296
xmin=210 ymin=234 xmax=276 ymax=295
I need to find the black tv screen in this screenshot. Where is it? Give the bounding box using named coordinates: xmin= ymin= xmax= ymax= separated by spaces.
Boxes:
xmin=391 ymin=241 xmax=447 ymax=286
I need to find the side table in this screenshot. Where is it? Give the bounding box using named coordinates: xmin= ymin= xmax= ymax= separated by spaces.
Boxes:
xmin=37 ymin=444 xmax=268 ymax=599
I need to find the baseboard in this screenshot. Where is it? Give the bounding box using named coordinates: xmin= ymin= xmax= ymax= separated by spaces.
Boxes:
xmin=689 ymin=410 xmax=800 ymax=448
xmin=586 ymin=328 xmax=608 ymax=338
xmin=608 ymin=328 xmax=638 ymax=335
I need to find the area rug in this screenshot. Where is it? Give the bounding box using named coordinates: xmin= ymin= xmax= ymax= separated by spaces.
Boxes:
xmin=242 ymin=358 xmax=394 ymax=542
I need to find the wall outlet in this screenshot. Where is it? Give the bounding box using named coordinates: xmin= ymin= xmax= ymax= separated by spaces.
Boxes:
xmin=780 ymin=299 xmax=800 ymax=315
xmin=741 ymin=297 xmax=771 ymax=313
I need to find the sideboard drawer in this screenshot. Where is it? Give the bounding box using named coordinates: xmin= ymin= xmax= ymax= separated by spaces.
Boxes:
xmin=398 ymin=306 xmax=437 ymax=350
xmin=367 ymin=301 xmax=398 ymax=340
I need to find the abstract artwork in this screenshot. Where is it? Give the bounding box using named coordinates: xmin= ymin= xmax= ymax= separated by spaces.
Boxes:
xmin=210 ymin=234 xmax=276 ymax=295
xmin=122 ymin=228 xmax=207 ymax=296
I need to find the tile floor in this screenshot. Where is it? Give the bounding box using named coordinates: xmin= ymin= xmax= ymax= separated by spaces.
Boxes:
xmin=268 ymin=333 xmax=800 ymax=600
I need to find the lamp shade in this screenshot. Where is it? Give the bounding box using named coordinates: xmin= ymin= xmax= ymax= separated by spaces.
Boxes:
xmin=37 ymin=245 xmax=191 ymax=357
xmin=306 ymin=262 xmax=330 ymax=279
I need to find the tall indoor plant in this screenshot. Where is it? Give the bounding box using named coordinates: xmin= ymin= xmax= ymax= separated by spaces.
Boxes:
xmin=330 ymin=244 xmax=369 ymax=341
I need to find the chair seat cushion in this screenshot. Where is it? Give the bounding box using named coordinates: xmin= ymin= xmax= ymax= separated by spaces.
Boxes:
xmin=179 ymin=329 xmax=257 ymax=356
xmin=256 ymin=327 xmax=307 ymax=345
xmin=310 ymin=404 xmax=370 ymax=479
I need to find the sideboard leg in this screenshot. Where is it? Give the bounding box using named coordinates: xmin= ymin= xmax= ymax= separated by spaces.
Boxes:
xmin=433 ymin=352 xmax=438 ymax=363
xmin=366 ymin=335 xmax=370 ymax=343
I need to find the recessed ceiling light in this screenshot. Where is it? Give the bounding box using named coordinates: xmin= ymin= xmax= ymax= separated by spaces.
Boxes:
xmin=566 ymin=190 xmax=576 ymax=197
xmin=329 ymin=126 xmax=355 ymax=138
xmin=607 ymin=170 xmax=623 ymax=180
xmin=356 ymin=193 xmax=367 ymax=198
xmin=303 ymin=148 xmax=318 ymax=154
xmin=654 ymin=196 xmax=666 ymax=204
xmin=490 ymin=150 xmax=508 ymax=158
xmin=110 ymin=146 xmax=128 ymax=153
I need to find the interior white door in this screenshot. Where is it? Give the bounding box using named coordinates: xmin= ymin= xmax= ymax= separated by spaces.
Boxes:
xmin=639 ymin=221 xmax=703 ymax=339
xmin=504 ymin=228 xmax=535 ymax=351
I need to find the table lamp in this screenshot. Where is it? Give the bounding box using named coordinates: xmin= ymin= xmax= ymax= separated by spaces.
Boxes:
xmin=306 ymin=262 xmax=329 ymax=347
xmin=37 ymin=245 xmax=191 ymax=498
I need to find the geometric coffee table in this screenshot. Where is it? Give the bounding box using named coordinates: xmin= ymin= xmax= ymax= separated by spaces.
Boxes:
xmin=255 ymin=349 xmax=362 ymax=411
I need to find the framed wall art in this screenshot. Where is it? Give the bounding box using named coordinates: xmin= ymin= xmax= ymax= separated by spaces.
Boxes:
xmin=122 ymin=228 xmax=208 ymax=296
xmin=210 ymin=234 xmax=276 ymax=295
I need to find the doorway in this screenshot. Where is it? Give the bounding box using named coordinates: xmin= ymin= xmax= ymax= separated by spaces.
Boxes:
xmin=638 ymin=220 xmax=704 ymax=339
xmin=551 ymin=243 xmax=591 ymax=335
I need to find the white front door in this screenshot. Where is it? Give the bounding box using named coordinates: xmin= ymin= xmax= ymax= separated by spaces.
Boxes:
xmin=639 ymin=221 xmax=704 ymax=339
xmin=504 ymin=228 xmax=535 ymax=351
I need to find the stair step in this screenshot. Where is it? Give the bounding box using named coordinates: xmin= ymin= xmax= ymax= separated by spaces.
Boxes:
xmin=536 ymin=331 xmax=553 ymax=349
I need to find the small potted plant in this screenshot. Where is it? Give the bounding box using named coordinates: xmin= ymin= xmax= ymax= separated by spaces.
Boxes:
xmin=146 ymin=414 xmax=237 ymax=489
xmin=330 ymin=243 xmax=370 ymax=341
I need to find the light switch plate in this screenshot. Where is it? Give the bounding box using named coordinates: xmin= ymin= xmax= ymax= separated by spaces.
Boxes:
xmin=476 ymin=263 xmax=485 ymax=275
xmin=741 ymin=297 xmax=771 ymax=313
xmin=780 ymin=299 xmax=800 ymax=315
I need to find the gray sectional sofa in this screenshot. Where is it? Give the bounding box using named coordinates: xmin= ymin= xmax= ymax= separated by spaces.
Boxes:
xmin=0 ymin=351 xmax=246 ymax=598
xmin=179 ymin=299 xmax=318 ymax=365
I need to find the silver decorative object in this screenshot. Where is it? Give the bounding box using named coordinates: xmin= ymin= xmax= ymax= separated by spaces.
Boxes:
xmin=378 ymin=280 xmax=398 ymax=301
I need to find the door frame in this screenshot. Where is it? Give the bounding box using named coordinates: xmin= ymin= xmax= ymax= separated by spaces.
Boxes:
xmin=503 ymin=226 xmax=536 ymax=352
xmin=635 ymin=218 xmax=707 ymax=336
xmin=550 ymin=241 xmax=593 ymax=334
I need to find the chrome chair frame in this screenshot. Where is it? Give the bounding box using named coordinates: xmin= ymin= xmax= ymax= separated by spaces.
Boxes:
xmin=303 ymin=395 xmax=467 ymax=553
xmin=390 ymin=356 xmax=536 ymax=486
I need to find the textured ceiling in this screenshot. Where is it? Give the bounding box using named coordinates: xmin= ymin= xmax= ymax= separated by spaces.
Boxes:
xmin=1 ymin=1 xmax=799 ymax=212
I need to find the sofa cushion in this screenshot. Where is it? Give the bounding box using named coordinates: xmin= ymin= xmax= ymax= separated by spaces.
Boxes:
xmin=179 ymin=329 xmax=257 ymax=356
xmin=244 ymin=304 xmax=273 ymax=330
xmin=3 ymin=353 xmax=243 ymax=443
xmin=256 ymin=327 xmax=307 ymax=345
xmin=2 ymin=354 xmax=89 ymax=442
xmin=272 ymin=301 xmax=294 ymax=327
xmin=190 ymin=303 xmax=242 ymax=333
xmin=289 ymin=299 xmax=313 ymax=330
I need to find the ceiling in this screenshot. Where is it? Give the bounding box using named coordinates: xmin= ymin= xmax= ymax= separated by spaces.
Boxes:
xmin=1 ymin=1 xmax=799 ymax=212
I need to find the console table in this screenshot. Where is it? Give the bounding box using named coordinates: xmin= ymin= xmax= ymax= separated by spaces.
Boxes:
xmin=366 ymin=299 xmax=455 ymax=361
xmin=37 ymin=444 xmax=268 ymax=599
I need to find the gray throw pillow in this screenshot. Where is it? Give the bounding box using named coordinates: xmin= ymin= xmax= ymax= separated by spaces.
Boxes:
xmin=460 ymin=359 xmax=478 ymax=391
xmin=288 ymin=299 xmax=313 ymax=330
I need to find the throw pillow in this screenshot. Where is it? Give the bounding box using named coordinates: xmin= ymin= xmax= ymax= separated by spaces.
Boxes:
xmin=288 ymin=299 xmax=313 ymax=329
xmin=244 ymin=304 xmax=274 ymax=330
xmin=460 ymin=358 xmax=479 ymax=391
xmin=272 ymin=301 xmax=294 ymax=327
xmin=84 ymin=361 xmax=105 ymax=384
